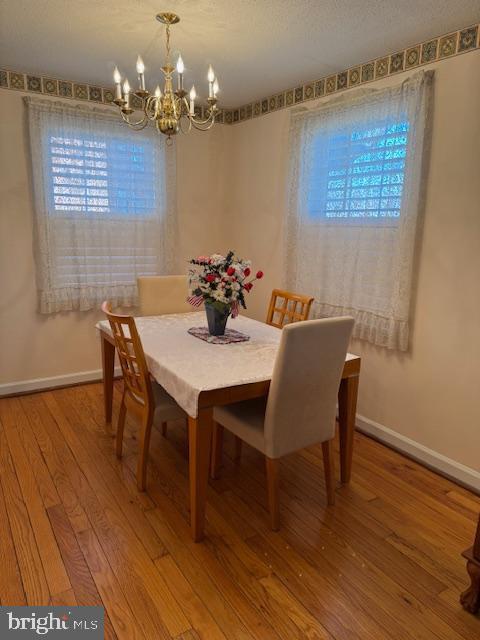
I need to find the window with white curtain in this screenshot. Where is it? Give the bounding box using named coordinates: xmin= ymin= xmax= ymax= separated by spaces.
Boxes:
xmin=25 ymin=98 xmax=176 ymax=313
xmin=286 ymin=72 xmax=432 ymax=350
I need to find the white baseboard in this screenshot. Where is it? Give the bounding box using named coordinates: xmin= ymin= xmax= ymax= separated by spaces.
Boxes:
xmin=356 ymin=413 xmax=480 ymax=494
xmin=0 ymin=367 xmax=122 ymax=397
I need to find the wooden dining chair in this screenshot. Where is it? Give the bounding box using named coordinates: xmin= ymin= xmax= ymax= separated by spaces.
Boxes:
xmin=211 ymin=317 xmax=354 ymax=530
xmin=101 ymin=302 xmax=186 ymax=491
xmin=137 ymin=275 xmax=192 ymax=316
xmin=266 ymin=289 xmax=314 ymax=329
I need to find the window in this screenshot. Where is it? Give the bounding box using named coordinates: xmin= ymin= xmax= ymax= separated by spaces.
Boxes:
xmin=47 ymin=134 xmax=157 ymax=216
xmin=286 ymin=72 xmax=432 ymax=350
xmin=307 ymin=120 xmax=409 ymax=222
xmin=26 ymin=98 xmax=175 ymax=313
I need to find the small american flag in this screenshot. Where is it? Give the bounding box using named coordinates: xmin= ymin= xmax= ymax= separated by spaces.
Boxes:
xmin=187 ymin=295 xmax=204 ymax=308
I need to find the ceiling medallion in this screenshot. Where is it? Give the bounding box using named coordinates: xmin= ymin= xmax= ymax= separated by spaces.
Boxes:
xmin=112 ymin=11 xmax=219 ymax=141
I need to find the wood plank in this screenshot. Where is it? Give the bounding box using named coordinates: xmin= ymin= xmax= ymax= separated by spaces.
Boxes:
xmin=155 ymin=554 xmax=227 ymax=640
xmin=14 ymin=397 xmax=60 ymax=511
xmin=46 ymin=503 xmax=117 ymax=639
xmin=0 ymin=419 xmax=50 ymax=604
xmin=50 ymin=588 xmax=78 ymax=606
xmin=0 ymin=474 xmax=26 ymax=605
xmin=175 ymin=631 xmax=202 ymax=640
xmin=76 ymin=527 xmax=141 ymax=640
xmin=21 ymin=394 xmax=90 ymax=534
xmin=0 ymin=398 xmax=71 ymax=596
xmin=258 ymin=574 xmax=332 ymax=639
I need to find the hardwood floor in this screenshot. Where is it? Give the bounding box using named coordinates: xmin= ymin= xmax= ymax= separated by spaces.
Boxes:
xmin=0 ymin=381 xmax=478 ymax=639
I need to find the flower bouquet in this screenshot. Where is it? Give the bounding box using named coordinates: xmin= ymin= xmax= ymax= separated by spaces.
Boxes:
xmin=187 ymin=250 xmax=264 ymax=336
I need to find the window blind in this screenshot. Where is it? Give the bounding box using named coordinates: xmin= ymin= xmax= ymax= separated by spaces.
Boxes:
xmin=307 ymin=120 xmax=409 ymax=222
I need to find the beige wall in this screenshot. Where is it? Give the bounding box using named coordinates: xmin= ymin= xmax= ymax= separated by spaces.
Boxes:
xmin=226 ymin=51 xmax=480 ymax=472
xmin=0 ymin=90 xmax=230 ymax=384
xmin=1 ymin=50 xmax=479 ymax=474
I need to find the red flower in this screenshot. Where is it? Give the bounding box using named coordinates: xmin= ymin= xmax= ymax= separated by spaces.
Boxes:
xmin=244 ymin=267 xmax=251 ymax=277
xmin=227 ymin=266 xmax=235 ymax=276
xmin=244 ymin=282 xmax=254 ymax=292
xmin=206 ymin=274 xmax=216 ymax=282
xmin=256 ymin=270 xmax=264 ymax=279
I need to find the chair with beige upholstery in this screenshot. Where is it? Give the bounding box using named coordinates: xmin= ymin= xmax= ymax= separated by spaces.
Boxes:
xmin=101 ymin=301 xmax=186 ymax=491
xmin=137 ymin=275 xmax=192 ymax=316
xmin=211 ymin=316 xmax=354 ymax=530
xmin=225 ymin=287 xmax=315 ymax=463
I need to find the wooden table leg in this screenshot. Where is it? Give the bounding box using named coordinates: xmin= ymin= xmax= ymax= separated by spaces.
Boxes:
xmin=338 ymin=374 xmax=359 ymax=484
xmin=461 ymin=560 xmax=480 ymax=613
xmin=461 ymin=515 xmax=480 ymax=613
xmin=101 ymin=333 xmax=115 ymax=424
xmin=188 ymin=407 xmax=214 ymax=542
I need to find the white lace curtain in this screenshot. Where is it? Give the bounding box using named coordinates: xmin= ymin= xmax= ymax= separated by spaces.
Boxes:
xmin=25 ymin=97 xmax=176 ymax=313
xmin=286 ymin=71 xmax=433 ymax=350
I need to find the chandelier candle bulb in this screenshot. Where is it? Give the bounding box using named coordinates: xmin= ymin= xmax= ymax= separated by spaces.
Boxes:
xmin=207 ymin=65 xmax=215 ymax=97
xmin=189 ymin=85 xmax=196 ymax=114
xmin=136 ymin=55 xmax=146 ymax=91
xmin=176 ymin=55 xmax=184 ymax=91
xmin=122 ymin=78 xmax=131 ymax=107
xmin=155 ymin=85 xmax=162 ymax=98
xmin=113 ymin=66 xmax=122 ymax=100
xmin=213 ymin=78 xmax=219 ymax=97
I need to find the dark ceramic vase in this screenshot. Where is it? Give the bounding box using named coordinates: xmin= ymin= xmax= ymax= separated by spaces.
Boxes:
xmin=205 ymin=302 xmax=230 ymax=336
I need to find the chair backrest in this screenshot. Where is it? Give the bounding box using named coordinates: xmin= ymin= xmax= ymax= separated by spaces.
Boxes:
xmin=266 ymin=289 xmax=314 ymax=329
xmin=101 ymin=302 xmax=153 ymax=412
xmin=137 ymin=275 xmax=191 ymax=316
xmin=264 ymin=317 xmax=354 ymax=458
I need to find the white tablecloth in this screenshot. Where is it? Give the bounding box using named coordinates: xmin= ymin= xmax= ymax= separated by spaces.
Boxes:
xmin=98 ymin=311 xmax=358 ymax=418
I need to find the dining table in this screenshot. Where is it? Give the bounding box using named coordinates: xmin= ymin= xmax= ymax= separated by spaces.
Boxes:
xmin=97 ymin=311 xmax=361 ymax=542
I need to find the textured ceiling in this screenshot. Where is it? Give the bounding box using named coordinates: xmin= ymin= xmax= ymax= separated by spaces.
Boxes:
xmin=1 ymin=0 xmax=479 ymax=105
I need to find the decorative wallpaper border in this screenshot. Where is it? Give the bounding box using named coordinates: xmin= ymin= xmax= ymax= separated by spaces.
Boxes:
xmin=224 ymin=22 xmax=479 ymax=124
xmin=0 ymin=69 xmax=225 ymax=123
xmin=0 ymin=22 xmax=478 ymax=126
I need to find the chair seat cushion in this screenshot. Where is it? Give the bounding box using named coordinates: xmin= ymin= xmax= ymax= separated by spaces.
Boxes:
xmin=214 ymin=397 xmax=268 ymax=454
xmin=152 ymin=381 xmax=186 ymax=423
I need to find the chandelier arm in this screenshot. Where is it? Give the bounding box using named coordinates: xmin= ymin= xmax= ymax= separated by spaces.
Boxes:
xmin=189 ymin=118 xmax=216 ymax=132
xmin=145 ymin=96 xmax=160 ymax=120
xmin=123 ymin=120 xmax=150 ymax=131
xmin=178 ymin=115 xmax=193 ymax=134
xmin=120 ymin=110 xmax=149 ymax=128
xmin=188 ymin=113 xmax=216 ymax=128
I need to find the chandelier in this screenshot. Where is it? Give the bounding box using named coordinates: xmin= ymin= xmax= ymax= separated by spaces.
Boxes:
xmin=112 ymin=11 xmax=219 ymax=140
